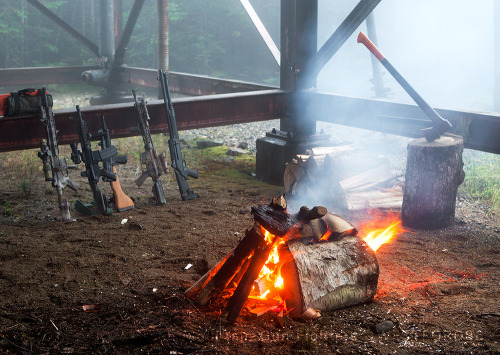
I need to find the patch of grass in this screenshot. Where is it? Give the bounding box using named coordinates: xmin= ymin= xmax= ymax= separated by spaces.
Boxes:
xmin=2 ymin=148 xmax=40 ymax=179
xmin=460 ymin=150 xmax=500 ymax=214
xmin=2 ymin=202 xmax=14 ymax=217
xmin=18 ymin=179 xmax=32 ymax=196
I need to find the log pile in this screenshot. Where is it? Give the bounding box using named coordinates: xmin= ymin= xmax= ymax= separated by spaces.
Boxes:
xmin=185 ymin=196 xmax=379 ymax=323
xmin=284 ymin=146 xmax=404 ymax=211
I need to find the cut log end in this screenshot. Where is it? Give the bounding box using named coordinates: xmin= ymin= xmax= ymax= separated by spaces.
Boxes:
xmin=402 ymin=133 xmax=464 ymax=229
xmin=287 ymin=236 xmax=379 ymax=313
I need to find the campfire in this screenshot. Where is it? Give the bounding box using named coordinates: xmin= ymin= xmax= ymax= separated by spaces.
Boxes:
xmin=186 ymin=195 xmax=403 ymax=323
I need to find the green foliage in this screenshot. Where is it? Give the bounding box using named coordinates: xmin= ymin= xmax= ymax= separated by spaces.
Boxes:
xmin=18 ymin=179 xmax=32 ymax=197
xmin=460 ymin=150 xmax=500 ymax=214
xmin=0 ymin=0 xmax=100 ymax=67
xmin=1 ymin=202 xmax=14 ymax=217
xmin=0 ymin=0 xmax=279 ymax=85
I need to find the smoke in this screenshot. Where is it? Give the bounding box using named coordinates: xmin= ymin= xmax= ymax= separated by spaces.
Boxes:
xmin=317 ymin=0 xmax=495 ymax=112
xmin=287 ymin=0 xmax=497 ymax=213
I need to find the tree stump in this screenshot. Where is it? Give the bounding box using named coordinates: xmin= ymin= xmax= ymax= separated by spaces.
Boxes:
xmin=402 ymin=134 xmax=465 ymax=230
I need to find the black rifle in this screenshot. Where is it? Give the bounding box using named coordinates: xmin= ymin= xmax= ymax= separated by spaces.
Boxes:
xmin=95 ymin=116 xmax=134 ymax=211
xmin=131 ymin=89 xmax=169 ymax=205
xmin=37 ymin=87 xmax=78 ymax=222
xmin=158 ymin=70 xmax=199 ymax=201
xmin=71 ymin=106 xmax=118 ymax=215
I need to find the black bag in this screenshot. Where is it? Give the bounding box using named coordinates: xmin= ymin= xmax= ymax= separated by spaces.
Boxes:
xmin=4 ymin=88 xmax=53 ymax=116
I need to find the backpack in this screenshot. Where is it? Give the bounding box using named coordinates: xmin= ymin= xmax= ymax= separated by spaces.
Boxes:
xmin=0 ymin=88 xmax=53 ymax=116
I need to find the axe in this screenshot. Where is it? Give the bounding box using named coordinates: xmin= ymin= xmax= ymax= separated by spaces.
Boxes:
xmin=357 ymin=31 xmax=452 ymax=142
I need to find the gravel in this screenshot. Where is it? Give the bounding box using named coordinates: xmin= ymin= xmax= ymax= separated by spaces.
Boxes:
xmin=186 ymin=119 xmax=281 ymax=153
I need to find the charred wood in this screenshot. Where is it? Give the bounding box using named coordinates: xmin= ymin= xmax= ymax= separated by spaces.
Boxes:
xmin=223 ymin=243 xmax=273 ymax=324
xmin=251 ymin=205 xmax=295 ymax=237
xmin=194 ymin=226 xmax=265 ymax=306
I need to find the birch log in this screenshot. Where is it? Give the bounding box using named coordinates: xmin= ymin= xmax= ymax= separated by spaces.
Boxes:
xmin=285 ymin=236 xmax=379 ymax=314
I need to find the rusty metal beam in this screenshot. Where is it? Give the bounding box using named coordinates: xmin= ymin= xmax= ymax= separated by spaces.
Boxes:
xmin=303 ymin=91 xmax=500 ymax=154
xmin=0 ymin=66 xmax=99 ymax=87
xmin=0 ymin=90 xmax=286 ymax=152
xmin=0 ymin=66 xmax=273 ymax=95
xmin=114 ymin=0 xmax=145 ymax=66
xmin=301 ymin=0 xmax=381 ymax=89
xmin=0 ymin=88 xmax=498 ymax=154
xmin=125 ymin=67 xmax=274 ymax=94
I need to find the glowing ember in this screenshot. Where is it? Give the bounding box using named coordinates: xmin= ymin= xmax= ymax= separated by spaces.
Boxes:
xmin=274 ymin=275 xmax=283 ymax=288
xmin=319 ymin=228 xmax=332 ymax=242
xmin=358 ymin=213 xmax=405 ymax=251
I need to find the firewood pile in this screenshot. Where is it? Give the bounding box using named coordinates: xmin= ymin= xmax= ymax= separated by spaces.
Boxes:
xmin=185 ymin=196 xmax=379 ymax=324
xmin=284 ymin=145 xmax=404 ymax=211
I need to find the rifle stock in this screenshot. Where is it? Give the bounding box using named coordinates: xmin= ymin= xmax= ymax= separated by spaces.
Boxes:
xmin=159 ymin=70 xmax=199 ymax=201
xmin=110 ymin=166 xmax=134 ymax=211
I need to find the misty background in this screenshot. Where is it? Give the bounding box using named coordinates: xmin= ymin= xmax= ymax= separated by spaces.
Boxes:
xmin=0 ymin=0 xmax=496 ymax=112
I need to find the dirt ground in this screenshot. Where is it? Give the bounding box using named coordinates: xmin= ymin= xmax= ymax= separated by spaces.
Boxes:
xmin=0 ymin=142 xmax=499 ymax=354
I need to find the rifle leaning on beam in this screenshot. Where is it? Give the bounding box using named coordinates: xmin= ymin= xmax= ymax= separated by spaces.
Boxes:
xmin=158 ymin=70 xmax=199 ymax=201
xmin=70 ymin=106 xmax=134 ymax=215
xmin=131 ymin=89 xmax=169 ymax=205
xmin=95 ymin=115 xmax=135 ymax=212
xmin=37 ymin=87 xmax=78 ymax=222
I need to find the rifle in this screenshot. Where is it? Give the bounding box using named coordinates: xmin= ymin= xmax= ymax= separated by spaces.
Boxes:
xmin=37 ymin=87 xmax=78 ymax=222
xmin=158 ymin=70 xmax=199 ymax=201
xmin=71 ymin=106 xmax=133 ymax=215
xmin=94 ymin=115 xmax=135 ymax=212
xmin=131 ymin=89 xmax=169 ymax=205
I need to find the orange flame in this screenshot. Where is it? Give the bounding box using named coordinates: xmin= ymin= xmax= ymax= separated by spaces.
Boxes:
xmin=358 ymin=212 xmax=404 ymax=251
xmin=319 ymin=228 xmax=332 ymax=242
xmin=250 ymin=226 xmax=286 ymax=300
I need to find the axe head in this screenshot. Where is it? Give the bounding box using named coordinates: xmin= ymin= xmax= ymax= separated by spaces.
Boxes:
xmin=421 ymin=117 xmax=453 ymax=142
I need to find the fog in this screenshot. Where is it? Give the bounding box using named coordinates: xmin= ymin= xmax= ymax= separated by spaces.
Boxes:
xmin=317 ymin=0 xmax=495 ymax=112
xmin=285 ymin=0 xmax=497 ymax=213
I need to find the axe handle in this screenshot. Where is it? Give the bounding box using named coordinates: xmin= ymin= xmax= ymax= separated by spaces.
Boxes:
xmin=357 ymin=32 xmax=450 ymax=132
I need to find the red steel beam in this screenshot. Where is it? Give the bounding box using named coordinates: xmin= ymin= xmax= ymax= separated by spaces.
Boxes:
xmin=0 ymin=84 xmax=498 ymax=154
xmin=125 ymin=67 xmax=273 ymax=95
xmin=0 ymin=90 xmax=286 ymax=152
xmin=0 ymin=66 xmax=273 ymax=95
xmin=304 ymin=91 xmax=500 ymax=155
xmin=0 ymin=66 xmax=99 ymax=87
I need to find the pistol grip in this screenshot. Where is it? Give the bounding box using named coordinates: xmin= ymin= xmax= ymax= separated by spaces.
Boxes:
xmin=135 ymin=170 xmax=149 ymax=187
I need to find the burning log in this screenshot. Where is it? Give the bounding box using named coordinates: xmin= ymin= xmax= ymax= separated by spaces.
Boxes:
xmin=283 ymin=236 xmax=378 ymax=317
xmin=223 ymin=243 xmax=273 ymax=323
xmin=186 ymin=196 xmax=382 ymax=324
xmin=402 ymin=134 xmax=464 ymax=229
xmin=193 ymin=226 xmax=265 ymax=306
